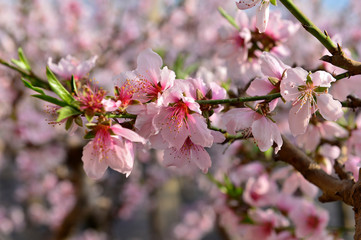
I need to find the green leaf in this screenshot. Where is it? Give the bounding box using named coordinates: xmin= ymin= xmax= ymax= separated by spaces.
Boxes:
xmin=270 ymin=0 xmax=277 ymax=6
xmin=74 ymin=116 xmax=83 ymax=127
xmin=11 ymin=48 xmax=32 ymax=71
xmin=57 ymin=106 xmax=81 ymax=122
xmin=18 ymin=48 xmax=31 ymax=71
xmin=71 ymin=75 xmax=79 ymax=95
xmin=84 ymin=130 xmax=96 ymax=139
xmin=85 ymin=112 xmax=94 ymax=123
xmin=32 ymin=94 xmax=69 ymax=107
xmin=46 ymin=67 xmax=75 ymax=105
xmin=11 ymin=59 xmax=28 ymax=71
xmin=65 ymin=117 xmax=74 ymax=130
xmin=218 ymin=7 xmax=240 ymax=31
xmin=22 ymin=79 xmax=45 ymax=95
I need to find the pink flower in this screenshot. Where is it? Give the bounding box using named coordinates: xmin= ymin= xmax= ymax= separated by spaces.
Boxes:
xmin=243 ymin=174 xmax=278 ymax=207
xmin=75 ymin=84 xmax=106 ymax=117
xmin=331 ymin=75 xmax=361 ymax=101
xmin=281 ymin=68 xmax=343 ymax=136
xmin=112 ymin=49 xmax=175 ymax=105
xmin=186 ymin=77 xmax=227 ymax=113
xmin=296 ymin=121 xmax=348 ymax=152
xmin=163 ymin=138 xmax=212 ymax=173
xmin=274 ymin=166 xmax=318 ymax=198
xmin=223 ymin=108 xmax=283 ymax=153
xmin=264 ymin=12 xmax=300 ymax=43
xmin=236 ymin=0 xmax=270 ymax=33
xmin=81 ymin=124 xmax=145 ymax=179
xmin=113 ymin=71 xmax=143 ymax=109
xmin=129 ymin=102 xmax=161 ymax=139
xmin=218 ymin=11 xmax=252 ymax=62
xmin=134 ymin=48 xmax=175 ymax=102
xmin=48 ymin=55 xmax=97 ymax=80
xmin=246 ymin=52 xmax=289 ymax=110
xmin=154 ymin=87 xmax=213 ymax=150
xmin=245 ymin=209 xmax=289 ymax=239
xmin=289 ymin=200 xmax=329 ymax=239
xmin=101 ymin=98 xmax=122 ymax=112
xmin=152 ymin=83 xmax=214 ymax=172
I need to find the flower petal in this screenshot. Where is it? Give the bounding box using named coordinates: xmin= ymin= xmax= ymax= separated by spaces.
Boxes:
xmin=317 ymin=94 xmax=343 ymax=121
xmin=288 ymin=102 xmax=312 ymax=136
xmin=246 ymin=77 xmax=275 ymax=96
xmin=256 ymin=0 xmax=270 ymax=33
xmin=188 ymin=114 xmax=213 ymax=148
xmin=163 ymin=147 xmax=187 ymax=168
xmin=252 ymin=117 xmax=273 ymax=152
xmin=311 ymin=71 xmax=335 ymax=87
xmin=136 ymin=48 xmax=162 ymax=85
xmin=260 ymin=52 xmax=289 ymax=79
xmin=235 ymin=0 xmax=261 ymax=10
xmin=281 ymin=67 xmax=308 ymax=102
xmin=223 ymin=108 xmax=254 ymax=134
xmin=190 ymin=145 xmax=212 ymax=173
xmin=111 ymin=125 xmax=146 ymax=144
xmin=82 ymin=141 xmax=108 ymax=179
xmin=107 ymin=138 xmax=134 ymax=177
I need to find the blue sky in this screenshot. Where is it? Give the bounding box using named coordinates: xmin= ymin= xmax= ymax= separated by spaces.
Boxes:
xmin=322 ymin=0 xmax=350 ymax=10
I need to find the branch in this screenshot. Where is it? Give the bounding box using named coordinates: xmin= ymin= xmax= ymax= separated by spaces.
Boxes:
xmin=0 ymin=58 xmax=50 ymax=90
xmin=341 ymin=95 xmax=361 ymax=109
xmin=279 ymin=0 xmax=337 ymax=54
xmin=196 ymin=93 xmax=281 ymax=105
xmin=279 ymin=0 xmax=361 ymax=77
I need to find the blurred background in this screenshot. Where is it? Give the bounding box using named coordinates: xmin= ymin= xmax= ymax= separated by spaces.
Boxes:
xmin=0 ymin=0 xmax=359 ymax=239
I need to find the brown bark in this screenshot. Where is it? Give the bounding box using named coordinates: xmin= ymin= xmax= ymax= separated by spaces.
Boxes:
xmin=320 ymin=44 xmax=361 ymax=78
xmin=52 ymin=146 xmax=87 ymax=240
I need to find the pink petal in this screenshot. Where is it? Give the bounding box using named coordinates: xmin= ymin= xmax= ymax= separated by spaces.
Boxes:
xmin=113 ymin=71 xmax=138 ymax=91
xmin=209 ymin=82 xmax=227 ymax=100
xmin=319 ymin=121 xmax=348 ymax=140
xmin=252 ymin=117 xmax=273 ymax=152
xmin=111 ymin=125 xmax=146 ymax=144
xmin=107 ymin=138 xmax=134 ymax=177
xmin=235 ymin=0 xmax=261 ymax=10
xmin=160 ymin=66 xmax=175 ymax=91
xmin=281 ymin=67 xmax=308 ymax=102
xmin=191 ymin=145 xmax=212 ymax=173
xmin=288 ymin=102 xmax=312 ymax=136
xmin=256 ymin=0 xmax=270 ymax=33
xmin=260 ymin=52 xmax=289 ymax=79
xmin=317 ymin=94 xmax=343 ymax=121
xmin=296 ymin=124 xmax=321 ymax=151
xmin=252 ymin=116 xmax=282 ymax=153
xmin=188 ymin=114 xmax=213 ymax=148
xmin=154 ymin=108 xmax=189 ymax=150
xmin=223 ymin=108 xmax=254 ymax=134
xmin=211 ymin=130 xmax=226 ymax=143
xmin=246 ymin=77 xmax=275 ymax=96
xmin=149 ymin=133 xmax=169 ymax=149
xmin=136 ymin=48 xmax=162 ymax=85
xmin=311 ymin=71 xmax=335 ymax=87
xmin=235 ymin=9 xmax=250 ymax=28
xmin=82 ymin=141 xmax=108 ymax=179
xmin=163 ymin=147 xmax=187 ymax=168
